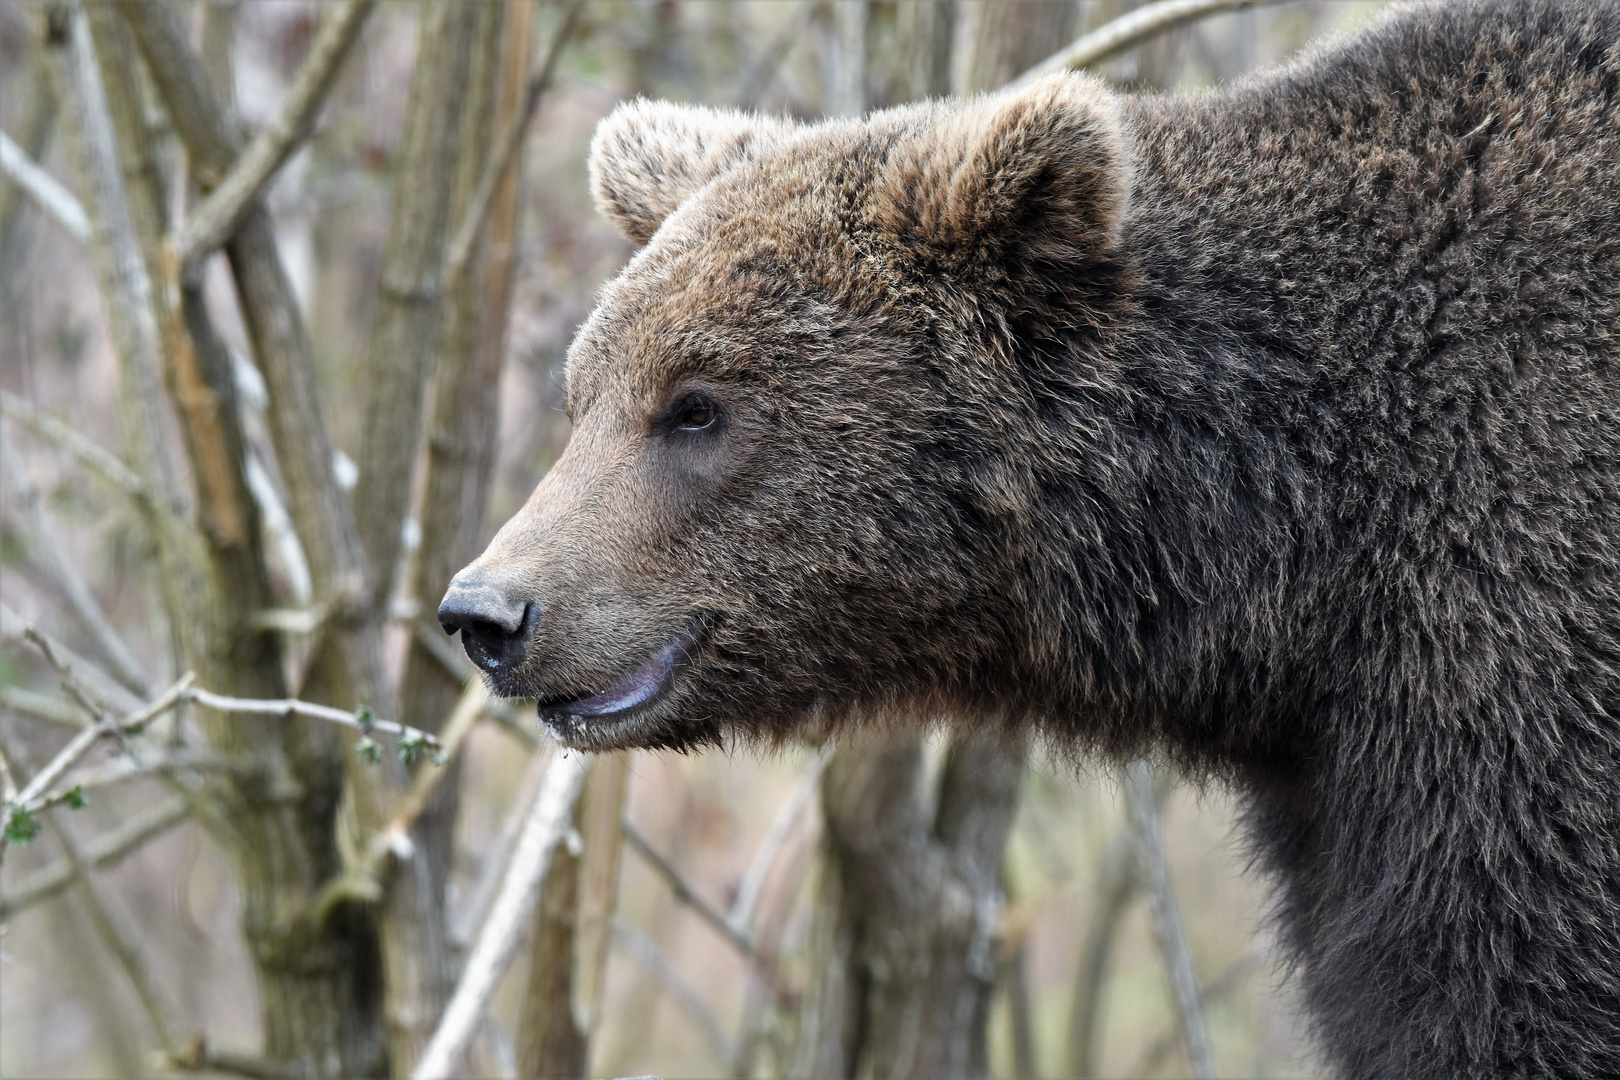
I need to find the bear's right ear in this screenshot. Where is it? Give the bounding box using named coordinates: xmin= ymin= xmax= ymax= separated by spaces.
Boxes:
xmin=871 ymin=73 xmax=1132 ymax=272
xmin=589 ymin=100 xmax=796 ymax=244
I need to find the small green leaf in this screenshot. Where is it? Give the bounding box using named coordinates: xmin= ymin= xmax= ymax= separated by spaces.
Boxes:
xmin=354 ymin=736 xmax=381 ymax=765
xmin=4 ymin=806 xmax=40 ymax=844
xmin=63 ymin=785 xmax=87 ymax=811
xmin=354 ymin=702 xmax=375 ymax=734
xmin=397 ymin=729 xmax=428 ymax=767
xmin=430 ymin=748 xmax=450 ymax=768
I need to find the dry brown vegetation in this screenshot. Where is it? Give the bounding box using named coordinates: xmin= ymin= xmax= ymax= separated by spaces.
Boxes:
xmin=1 ymin=2 xmax=1386 ymax=1077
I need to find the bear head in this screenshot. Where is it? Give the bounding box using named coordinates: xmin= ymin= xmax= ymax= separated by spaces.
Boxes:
xmin=439 ymin=74 xmax=1135 ymax=751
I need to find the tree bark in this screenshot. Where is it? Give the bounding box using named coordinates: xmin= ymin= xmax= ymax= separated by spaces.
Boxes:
xmin=791 ymin=732 xmax=1025 ymax=1080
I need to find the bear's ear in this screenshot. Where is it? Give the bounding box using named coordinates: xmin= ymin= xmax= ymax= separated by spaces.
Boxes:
xmin=871 ymin=74 xmax=1131 ymax=269
xmin=589 ymin=100 xmax=796 ymax=244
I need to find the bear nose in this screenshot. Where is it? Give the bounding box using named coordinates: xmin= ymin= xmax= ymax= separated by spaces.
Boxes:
xmin=438 ymin=573 xmax=537 ymax=675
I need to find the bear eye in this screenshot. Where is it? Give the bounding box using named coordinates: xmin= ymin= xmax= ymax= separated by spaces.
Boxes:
xmin=674 ymin=399 xmax=717 ymax=431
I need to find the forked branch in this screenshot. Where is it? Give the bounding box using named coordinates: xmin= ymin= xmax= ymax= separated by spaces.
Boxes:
xmin=1010 ymin=0 xmax=1288 ymax=89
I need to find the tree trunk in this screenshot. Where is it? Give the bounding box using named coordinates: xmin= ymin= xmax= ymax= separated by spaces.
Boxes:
xmin=791 ymin=732 xmax=1025 ymax=1080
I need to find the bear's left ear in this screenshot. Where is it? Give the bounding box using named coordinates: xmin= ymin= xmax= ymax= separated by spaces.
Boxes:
xmin=871 ymin=73 xmax=1132 ymax=270
xmin=590 ymin=100 xmax=796 ymax=244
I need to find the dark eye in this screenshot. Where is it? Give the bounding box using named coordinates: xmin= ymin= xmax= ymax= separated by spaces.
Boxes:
xmin=675 ymin=400 xmax=717 ymax=430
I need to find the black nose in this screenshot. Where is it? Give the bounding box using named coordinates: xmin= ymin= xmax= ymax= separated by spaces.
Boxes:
xmin=438 ymin=573 xmax=537 ymax=675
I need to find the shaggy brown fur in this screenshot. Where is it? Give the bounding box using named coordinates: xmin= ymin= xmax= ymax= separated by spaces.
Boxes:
xmin=440 ymin=1 xmax=1620 ymax=1075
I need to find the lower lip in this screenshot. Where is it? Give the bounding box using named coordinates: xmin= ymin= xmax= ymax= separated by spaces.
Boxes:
xmin=538 ymin=626 xmax=701 ymax=721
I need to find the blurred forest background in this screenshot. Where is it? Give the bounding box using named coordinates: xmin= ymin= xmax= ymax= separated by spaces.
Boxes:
xmin=0 ymin=1 xmax=1389 ymax=1077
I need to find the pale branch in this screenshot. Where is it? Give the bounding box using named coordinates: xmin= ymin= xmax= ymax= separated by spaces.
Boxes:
xmin=0 ymin=739 xmax=18 ymax=802
xmin=0 ymin=389 xmax=148 ymax=503
xmin=612 ymin=918 xmax=738 ymax=1068
xmin=53 ymin=0 xmax=191 ymax=572
xmin=1064 ymin=827 xmax=1141 ymax=1079
xmin=4 ymin=621 xmax=433 ymax=834
xmin=0 ymin=126 xmax=89 ymax=241
xmin=0 ymin=797 xmax=189 ymax=919
xmin=621 ymin=814 xmax=758 ymax=957
xmin=183 ymin=686 xmax=440 ymax=751
xmin=1009 ymin=0 xmax=1288 ymax=89
xmin=727 ymin=746 xmax=828 ymax=937
xmin=1131 ymin=952 xmax=1265 ymax=1077
xmin=118 ymin=0 xmax=392 ymax=712
xmin=410 ymin=750 xmax=589 ymax=1080
xmin=173 ymin=0 xmax=375 ymax=263
xmin=441 ymin=0 xmax=583 ymax=295
xmin=0 ymin=603 xmax=146 ymax=717
xmin=450 ymin=747 xmax=553 ymax=949
xmin=8 ymin=649 xmax=192 ymax=815
xmin=0 ymin=728 xmax=187 ymax=1055
xmin=2 ymin=433 xmax=151 ymax=696
xmin=42 ymin=810 xmax=187 ymax=1057
xmin=309 ymin=679 xmax=488 ymax=923
xmin=60 ymin=747 xmax=255 ymax=794
xmin=740 ymin=0 xmax=815 ymax=106
xmin=1124 ymin=759 xmax=1218 ymax=1080
xmin=0 ymin=686 xmax=87 ymax=731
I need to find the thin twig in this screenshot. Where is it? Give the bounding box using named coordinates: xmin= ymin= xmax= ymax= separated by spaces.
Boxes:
xmin=612 ymin=918 xmax=738 ymax=1067
xmin=183 ymin=686 xmax=439 ymax=750
xmin=0 ymin=796 xmax=189 ymax=919
xmin=622 ymin=814 xmax=757 ymax=957
xmin=450 ymin=746 xmax=553 ymax=948
xmin=441 ymin=0 xmax=582 ymax=295
xmin=727 ymin=746 xmax=829 ymax=936
xmin=1065 ymin=827 xmax=1141 ymax=1079
xmin=1009 ymin=0 xmax=1288 ymax=89
xmin=22 ymin=767 xmax=186 ymax=1058
xmin=1130 ymin=952 xmax=1264 ymax=1076
xmin=0 ymin=389 xmax=149 ymax=503
xmin=2 ymin=433 xmax=151 ymax=696
xmin=309 ymin=679 xmax=488 ymax=922
xmin=0 ymin=127 xmax=89 ymax=241
xmin=0 ymin=685 xmax=88 ymax=730
xmin=1124 ymin=759 xmax=1218 ymax=1079
xmin=8 ymin=647 xmax=191 ymax=813
xmin=0 ymin=603 xmax=146 ymax=717
xmin=173 ymin=0 xmax=375 ymax=263
xmin=410 ymin=749 xmax=589 ymax=1079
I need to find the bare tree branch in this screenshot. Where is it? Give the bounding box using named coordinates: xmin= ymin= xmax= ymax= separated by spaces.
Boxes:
xmin=410 ymin=750 xmax=589 ymax=1080
xmin=1124 ymin=759 xmax=1218 ymax=1080
xmin=613 ymin=918 xmax=738 ymax=1068
xmin=1064 ymin=827 xmax=1140 ymax=1079
xmin=441 ymin=0 xmax=582 ymax=295
xmin=0 ymin=796 xmax=189 ymax=919
xmin=0 ymin=126 xmax=89 ymax=241
xmin=1009 ymin=0 xmax=1287 ymax=89
xmin=7 ymin=651 xmax=192 ymax=816
xmin=728 ymin=746 xmax=828 ymax=936
xmin=622 ymin=813 xmax=758 ymax=957
xmin=1 ymin=685 xmax=87 ymax=731
xmin=174 ymin=0 xmax=375 ymax=264
xmin=2 ymin=434 xmax=150 ymax=696
xmin=0 ymin=389 xmax=149 ymax=502
xmin=450 ymin=746 xmax=553 ymax=948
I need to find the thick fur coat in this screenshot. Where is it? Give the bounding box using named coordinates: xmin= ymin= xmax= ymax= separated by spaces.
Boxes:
xmin=440 ymin=2 xmax=1620 ymax=1075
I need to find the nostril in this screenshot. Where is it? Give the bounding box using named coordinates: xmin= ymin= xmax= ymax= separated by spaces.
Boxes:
xmin=464 ymin=618 xmax=518 ymax=650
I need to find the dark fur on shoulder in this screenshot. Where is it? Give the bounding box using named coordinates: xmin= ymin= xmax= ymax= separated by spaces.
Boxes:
xmin=445 ymin=2 xmax=1620 ymax=1074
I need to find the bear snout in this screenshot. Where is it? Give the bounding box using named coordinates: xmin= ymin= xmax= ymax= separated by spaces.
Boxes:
xmin=438 ymin=572 xmax=539 ymax=679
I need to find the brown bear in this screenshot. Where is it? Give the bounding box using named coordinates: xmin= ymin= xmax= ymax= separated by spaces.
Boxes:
xmin=439 ymin=0 xmax=1620 ymax=1075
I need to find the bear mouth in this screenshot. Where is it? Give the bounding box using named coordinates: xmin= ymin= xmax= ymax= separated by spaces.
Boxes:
xmin=535 ymin=621 xmax=704 ymax=724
